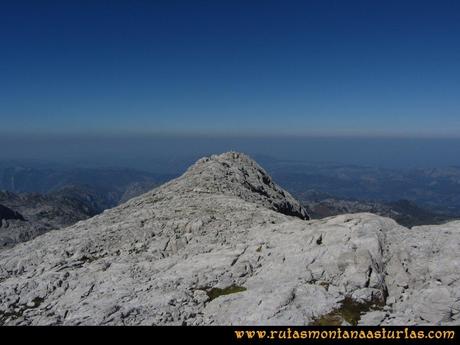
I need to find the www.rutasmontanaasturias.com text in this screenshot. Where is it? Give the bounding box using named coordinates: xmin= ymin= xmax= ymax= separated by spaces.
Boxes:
xmin=234 ymin=327 xmax=456 ymax=340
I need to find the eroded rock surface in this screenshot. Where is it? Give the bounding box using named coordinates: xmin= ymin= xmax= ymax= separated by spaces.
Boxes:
xmin=0 ymin=152 xmax=458 ymax=325
xmin=0 ymin=190 xmax=99 ymax=249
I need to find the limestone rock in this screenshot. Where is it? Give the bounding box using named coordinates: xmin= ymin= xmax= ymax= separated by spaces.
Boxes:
xmin=0 ymin=152 xmax=458 ymax=325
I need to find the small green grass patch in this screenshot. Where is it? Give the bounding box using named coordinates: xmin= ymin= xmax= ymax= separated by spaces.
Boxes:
xmin=311 ymin=297 xmax=384 ymax=326
xmin=207 ymin=285 xmax=247 ymax=301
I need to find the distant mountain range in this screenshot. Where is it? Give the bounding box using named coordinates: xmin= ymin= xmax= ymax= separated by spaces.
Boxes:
xmin=1 ymin=158 xmax=460 ymax=249
xmin=0 ymin=189 xmax=97 ymax=248
xmin=303 ymin=196 xmax=452 ymax=227
xmin=0 ymin=163 xmax=175 ymax=249
xmin=254 ymin=157 xmax=460 ymax=217
xmin=0 ymin=161 xmax=174 ymax=196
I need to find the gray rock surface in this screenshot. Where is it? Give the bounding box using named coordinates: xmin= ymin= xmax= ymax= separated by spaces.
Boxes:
xmin=0 ymin=152 xmax=459 ymax=325
xmin=118 ymin=181 xmax=158 ymax=204
xmin=0 ymin=183 xmax=162 ymax=250
xmin=0 ymin=190 xmax=99 ymax=249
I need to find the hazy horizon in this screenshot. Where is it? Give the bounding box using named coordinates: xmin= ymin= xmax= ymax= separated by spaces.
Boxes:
xmin=2 ymin=1 xmax=460 ymax=139
xmin=2 ymin=133 xmax=460 ymax=172
xmin=1 ymin=1 xmax=459 ymax=172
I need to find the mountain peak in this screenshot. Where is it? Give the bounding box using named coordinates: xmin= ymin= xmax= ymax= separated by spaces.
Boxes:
xmin=176 ymin=152 xmax=309 ymax=220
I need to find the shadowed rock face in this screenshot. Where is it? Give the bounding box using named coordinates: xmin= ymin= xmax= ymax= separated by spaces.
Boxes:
xmin=0 ymin=204 xmax=25 ymax=222
xmin=0 ymin=189 xmax=101 ymax=249
xmin=0 ymin=152 xmax=459 ymax=326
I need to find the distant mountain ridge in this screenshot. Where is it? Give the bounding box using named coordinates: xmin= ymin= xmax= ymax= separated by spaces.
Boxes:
xmin=304 ymin=196 xmax=454 ymax=227
xmin=0 ymin=204 xmax=25 ymax=222
xmin=258 ymin=158 xmax=460 ymax=216
xmin=0 ymin=164 xmax=175 ymax=249
xmin=2 ymin=157 xmax=460 ymax=249
xmin=4 ymin=158 xmax=460 ymax=218
xmin=0 ymin=189 xmax=100 ymax=249
xmin=0 ymin=178 xmax=165 ymax=249
xmin=0 ymin=162 xmax=173 ymax=195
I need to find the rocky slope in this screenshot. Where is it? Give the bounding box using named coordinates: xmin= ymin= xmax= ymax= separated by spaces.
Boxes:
xmin=0 ymin=183 xmax=161 ymax=250
xmin=0 ymin=189 xmax=103 ymax=249
xmin=0 ymin=152 xmax=459 ymax=325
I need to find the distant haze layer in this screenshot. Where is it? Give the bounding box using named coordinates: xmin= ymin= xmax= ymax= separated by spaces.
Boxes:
xmin=1 ymin=134 xmax=460 ymax=172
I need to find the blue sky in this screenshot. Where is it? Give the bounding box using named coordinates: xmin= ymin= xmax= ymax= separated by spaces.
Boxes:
xmin=1 ymin=0 xmax=460 ymax=137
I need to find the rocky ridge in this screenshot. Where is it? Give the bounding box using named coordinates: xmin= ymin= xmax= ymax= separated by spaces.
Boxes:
xmin=0 ymin=152 xmax=459 ymax=325
xmin=0 ymin=189 xmax=102 ymax=249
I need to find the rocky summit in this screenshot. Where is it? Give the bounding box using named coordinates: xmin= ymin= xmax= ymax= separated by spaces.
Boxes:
xmin=0 ymin=152 xmax=459 ymax=326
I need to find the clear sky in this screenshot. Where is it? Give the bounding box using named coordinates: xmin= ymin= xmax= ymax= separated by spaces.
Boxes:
xmin=1 ymin=0 xmax=459 ymax=138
